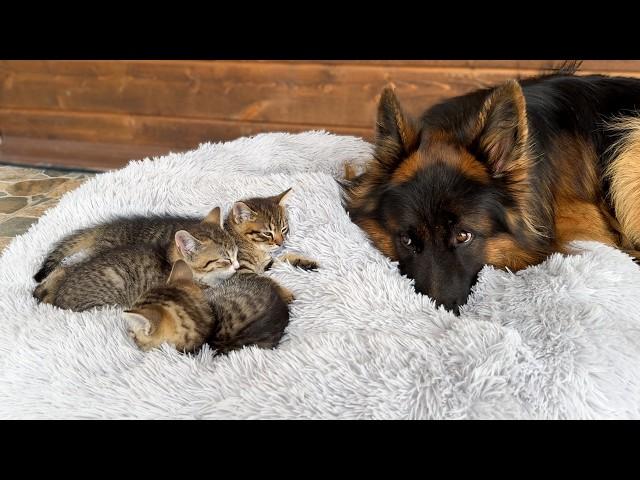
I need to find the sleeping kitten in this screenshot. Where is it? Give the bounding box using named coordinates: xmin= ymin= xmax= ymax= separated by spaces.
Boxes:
xmin=224 ymin=188 xmax=319 ymax=273
xmin=34 ymin=207 xmax=239 ymax=304
xmin=50 ymin=244 xmax=174 ymax=312
xmin=124 ymin=260 xmax=215 ymax=352
xmin=125 ymin=259 xmax=292 ymax=354
xmin=34 ymin=207 xmax=228 ymax=283
xmin=205 ymin=270 xmax=292 ymax=354
xmin=37 ymin=211 xmax=239 ymax=311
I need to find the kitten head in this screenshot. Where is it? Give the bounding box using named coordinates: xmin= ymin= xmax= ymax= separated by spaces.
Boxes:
xmin=225 ymin=188 xmax=292 ymax=253
xmin=123 ymin=260 xmax=213 ymax=353
xmin=174 ymin=207 xmax=239 ymax=285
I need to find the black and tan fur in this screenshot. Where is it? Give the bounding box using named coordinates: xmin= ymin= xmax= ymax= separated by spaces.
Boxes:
xmin=125 ymin=259 xmax=292 ymax=354
xmin=344 ymin=65 xmax=640 ymax=313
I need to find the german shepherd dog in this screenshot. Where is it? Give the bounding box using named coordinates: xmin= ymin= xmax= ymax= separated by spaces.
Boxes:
xmin=343 ymin=65 xmax=640 ymax=314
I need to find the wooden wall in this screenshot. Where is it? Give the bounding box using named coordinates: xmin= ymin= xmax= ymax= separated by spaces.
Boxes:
xmin=2 ymin=60 xmax=640 ymax=171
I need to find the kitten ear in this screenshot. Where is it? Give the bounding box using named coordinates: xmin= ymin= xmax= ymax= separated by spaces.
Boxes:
xmin=175 ymin=230 xmax=202 ymax=259
xmin=272 ymin=188 xmax=292 ymax=205
xmin=123 ymin=308 xmax=162 ymax=337
xmin=202 ymin=207 xmax=223 ymax=228
xmin=231 ymin=202 xmax=257 ymax=224
xmin=168 ymin=259 xmax=193 ymax=285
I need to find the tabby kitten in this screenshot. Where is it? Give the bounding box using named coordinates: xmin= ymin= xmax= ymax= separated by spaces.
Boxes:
xmin=34 ymin=207 xmax=239 ymax=304
xmin=37 ymin=210 xmax=239 ymax=311
xmin=125 ymin=259 xmax=292 ymax=354
xmin=34 ymin=207 xmax=230 ymax=283
xmin=124 ymin=260 xmax=215 ymax=353
xmin=205 ymin=271 xmax=292 ymax=354
xmin=51 ymin=244 xmax=173 ymax=312
xmin=224 ymin=188 xmax=319 ymax=273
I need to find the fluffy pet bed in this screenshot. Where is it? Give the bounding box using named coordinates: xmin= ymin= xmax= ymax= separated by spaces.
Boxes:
xmin=1 ymin=131 xmax=639 ymax=419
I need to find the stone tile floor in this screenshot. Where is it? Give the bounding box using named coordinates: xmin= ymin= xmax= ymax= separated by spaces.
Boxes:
xmin=0 ymin=165 xmax=95 ymax=252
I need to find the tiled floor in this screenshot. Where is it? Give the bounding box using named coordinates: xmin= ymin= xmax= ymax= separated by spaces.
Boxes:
xmin=0 ymin=165 xmax=95 ymax=252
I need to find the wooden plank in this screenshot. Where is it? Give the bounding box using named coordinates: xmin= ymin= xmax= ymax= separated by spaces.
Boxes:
xmin=7 ymin=60 xmax=638 ymax=73
xmin=9 ymin=60 xmax=638 ymax=130
xmin=0 ymin=121 xmax=373 ymax=171
xmin=0 ymin=135 xmax=177 ymax=170
xmin=0 ymin=61 xmax=509 ymax=127
xmin=0 ymin=108 xmax=373 ymax=147
xmin=257 ymin=60 xmax=640 ymax=71
xmin=4 ymin=60 xmax=640 ymax=171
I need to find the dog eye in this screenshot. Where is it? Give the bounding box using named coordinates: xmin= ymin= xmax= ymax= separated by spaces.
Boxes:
xmin=400 ymin=233 xmax=413 ymax=247
xmin=455 ymin=231 xmax=473 ymax=244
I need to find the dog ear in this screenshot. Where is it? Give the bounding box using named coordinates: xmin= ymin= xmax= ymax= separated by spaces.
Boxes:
xmin=373 ymin=86 xmax=419 ymax=173
xmin=471 ymin=80 xmax=530 ymax=178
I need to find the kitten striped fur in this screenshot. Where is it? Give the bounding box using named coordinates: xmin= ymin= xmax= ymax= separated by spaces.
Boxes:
xmin=125 ymin=260 xmax=292 ymax=354
xmin=224 ymin=188 xmax=319 ymax=273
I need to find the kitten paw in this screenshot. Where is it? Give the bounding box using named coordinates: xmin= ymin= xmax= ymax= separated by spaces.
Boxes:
xmin=33 ymin=283 xmax=55 ymax=304
xmin=278 ymin=253 xmax=319 ymax=271
xmin=33 ymin=283 xmax=46 ymax=302
xmin=277 ymin=286 xmax=296 ymax=304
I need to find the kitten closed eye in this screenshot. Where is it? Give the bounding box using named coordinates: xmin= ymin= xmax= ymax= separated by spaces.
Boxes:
xmin=224 ymin=189 xmax=292 ymax=274
xmin=33 ymin=205 xmax=238 ymax=311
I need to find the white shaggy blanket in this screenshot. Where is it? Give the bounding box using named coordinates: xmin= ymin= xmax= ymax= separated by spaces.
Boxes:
xmin=1 ymin=131 xmax=640 ymax=419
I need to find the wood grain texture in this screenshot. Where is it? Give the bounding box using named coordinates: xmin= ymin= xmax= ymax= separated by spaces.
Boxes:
xmin=0 ymin=108 xmax=372 ymax=146
xmin=0 ymin=61 xmax=514 ymax=127
xmin=257 ymin=60 xmax=640 ymax=71
xmin=5 ymin=61 xmax=639 ymax=129
xmin=2 ymin=60 xmax=640 ymax=170
xmin=0 ymin=136 xmax=174 ymax=170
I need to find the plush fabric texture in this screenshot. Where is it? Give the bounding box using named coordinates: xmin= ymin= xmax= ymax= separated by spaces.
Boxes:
xmin=1 ymin=131 xmax=639 ymax=419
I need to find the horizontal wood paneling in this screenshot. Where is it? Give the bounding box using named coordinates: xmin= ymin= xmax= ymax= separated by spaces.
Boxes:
xmin=261 ymin=60 xmax=640 ymax=72
xmin=0 ymin=109 xmax=370 ymax=146
xmin=0 ymin=61 xmax=529 ymax=127
xmin=0 ymin=136 xmax=173 ymax=171
xmin=2 ymin=60 xmax=640 ymax=170
xmin=4 ymin=61 xmax=640 ymax=130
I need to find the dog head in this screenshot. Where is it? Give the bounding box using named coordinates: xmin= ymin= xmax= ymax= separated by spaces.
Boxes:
xmin=345 ymin=82 xmax=546 ymax=313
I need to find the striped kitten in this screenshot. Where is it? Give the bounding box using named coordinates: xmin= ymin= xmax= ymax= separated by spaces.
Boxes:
xmin=36 ymin=210 xmax=239 ymax=311
xmin=205 ymin=271 xmax=292 ymax=354
xmin=224 ymin=188 xmax=319 ymax=273
xmin=50 ymin=244 xmax=174 ymax=312
xmin=34 ymin=207 xmax=227 ymax=282
xmin=124 ymin=259 xmax=292 ymax=353
xmin=124 ymin=260 xmax=214 ymax=352
xmin=34 ymin=207 xmax=239 ymax=304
